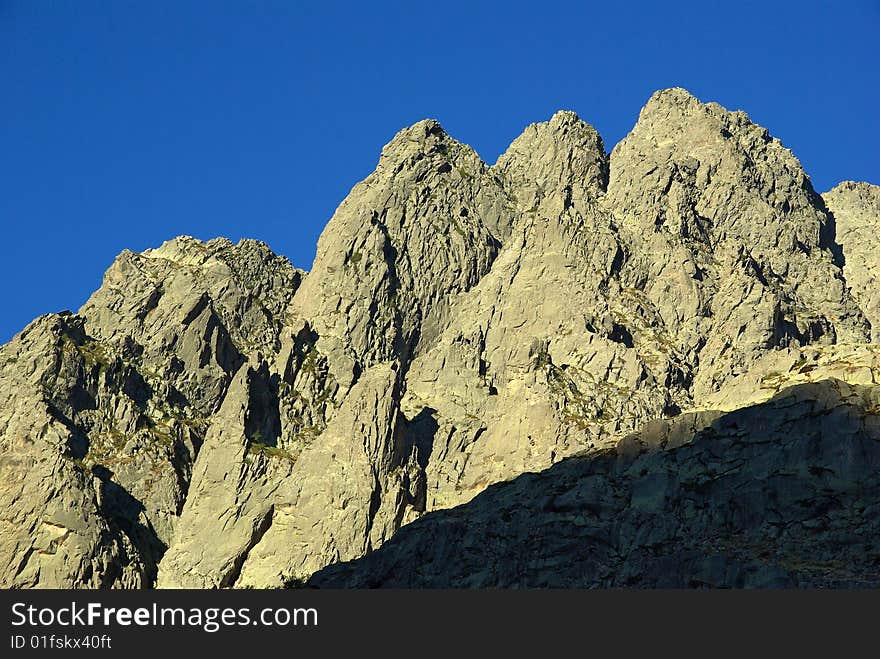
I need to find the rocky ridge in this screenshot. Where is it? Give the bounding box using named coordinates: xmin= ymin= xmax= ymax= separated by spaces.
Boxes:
xmin=0 ymin=88 xmax=877 ymax=588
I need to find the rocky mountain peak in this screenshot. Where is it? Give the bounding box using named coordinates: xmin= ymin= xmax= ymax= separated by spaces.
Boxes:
xmin=637 ymin=86 xmax=702 ymax=118
xmin=605 ymin=89 xmax=869 ymax=399
xmin=824 ymin=180 xmax=880 ymax=218
xmin=374 ymin=118 xmax=483 ymax=178
xmin=494 ymin=110 xmax=608 ymax=207
xmin=638 ymin=86 xmax=757 ymax=130
xmin=381 ymin=117 xmax=446 ymax=151
xmin=608 ymin=87 xmax=824 ymax=251
xmin=142 ymin=234 xmax=217 ymax=262
xmin=609 ymin=86 xmax=857 ymax=267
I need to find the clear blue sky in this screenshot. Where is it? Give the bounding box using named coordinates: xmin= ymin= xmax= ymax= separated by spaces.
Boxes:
xmin=2 ymin=1 xmax=878 ymax=343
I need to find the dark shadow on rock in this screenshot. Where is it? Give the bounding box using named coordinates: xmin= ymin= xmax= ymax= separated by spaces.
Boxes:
xmin=404 ymin=406 xmax=439 ymax=470
xmin=164 ymin=384 xmax=190 ymax=411
xmin=308 ymin=378 xmax=880 ymax=589
xmin=121 ymin=366 xmax=152 ymax=407
xmin=813 ymin=191 xmax=846 ymax=268
xmin=92 ymin=465 xmax=167 ymax=586
xmin=44 ymin=401 xmax=90 ymax=460
xmin=244 ymin=362 xmax=281 ymax=446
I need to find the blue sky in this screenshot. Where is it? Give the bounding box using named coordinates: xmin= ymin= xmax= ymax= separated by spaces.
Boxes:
xmin=1 ymin=1 xmax=878 ymax=343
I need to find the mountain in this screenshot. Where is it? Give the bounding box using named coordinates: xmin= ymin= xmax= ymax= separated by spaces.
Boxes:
xmin=1 ymin=88 xmax=877 ymax=589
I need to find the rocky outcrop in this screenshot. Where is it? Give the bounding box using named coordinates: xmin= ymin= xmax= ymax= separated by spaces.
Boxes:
xmin=822 ymin=181 xmax=880 ymax=342
xmin=1 ymin=89 xmax=878 ymax=589
xmin=261 ymin=120 xmax=516 ymax=502
xmin=0 ymin=314 xmax=164 ymax=587
xmin=158 ymin=360 xmax=424 ymax=589
xmin=400 ymin=111 xmax=676 ymax=510
xmin=233 ymin=362 xmax=422 ymax=588
xmin=154 ymin=362 xmax=290 ymax=588
xmin=606 ymin=88 xmax=867 ymax=402
xmin=0 ymin=239 xmax=301 ymax=588
xmin=282 ymin=119 xmax=513 ymax=391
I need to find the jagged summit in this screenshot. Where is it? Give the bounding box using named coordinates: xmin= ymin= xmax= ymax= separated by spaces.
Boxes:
xmin=824 ymin=179 xmax=880 ymax=199
xmin=635 ymin=87 xmax=703 ymax=124
xmin=1 ymin=92 xmax=878 ymax=589
xmin=377 ymin=118 xmax=477 ymax=170
xmin=380 ymin=110 xmax=607 ymax=185
xmin=608 ymin=85 xmax=852 ymax=267
xmin=638 ymin=86 xmax=756 ymax=127
xmin=549 ymin=108 xmax=582 ymax=122
xmin=495 ymin=109 xmax=608 ymax=202
xmin=377 ymin=104 xmax=613 ymax=204
xmin=646 ymin=86 xmax=699 ymax=104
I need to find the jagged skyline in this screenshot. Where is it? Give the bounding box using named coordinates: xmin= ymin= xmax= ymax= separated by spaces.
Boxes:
xmin=3 ymin=2 xmax=879 ymax=344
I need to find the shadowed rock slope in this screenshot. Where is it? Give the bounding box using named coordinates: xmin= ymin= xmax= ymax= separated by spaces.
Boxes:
xmin=310 ymin=378 xmax=880 ymax=588
xmin=1 ymin=89 xmax=878 ymax=588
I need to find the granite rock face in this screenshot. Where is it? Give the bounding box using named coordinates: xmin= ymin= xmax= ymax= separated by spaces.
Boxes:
xmin=822 ymin=181 xmax=880 ymax=343
xmin=1 ymin=89 xmax=878 ymax=588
